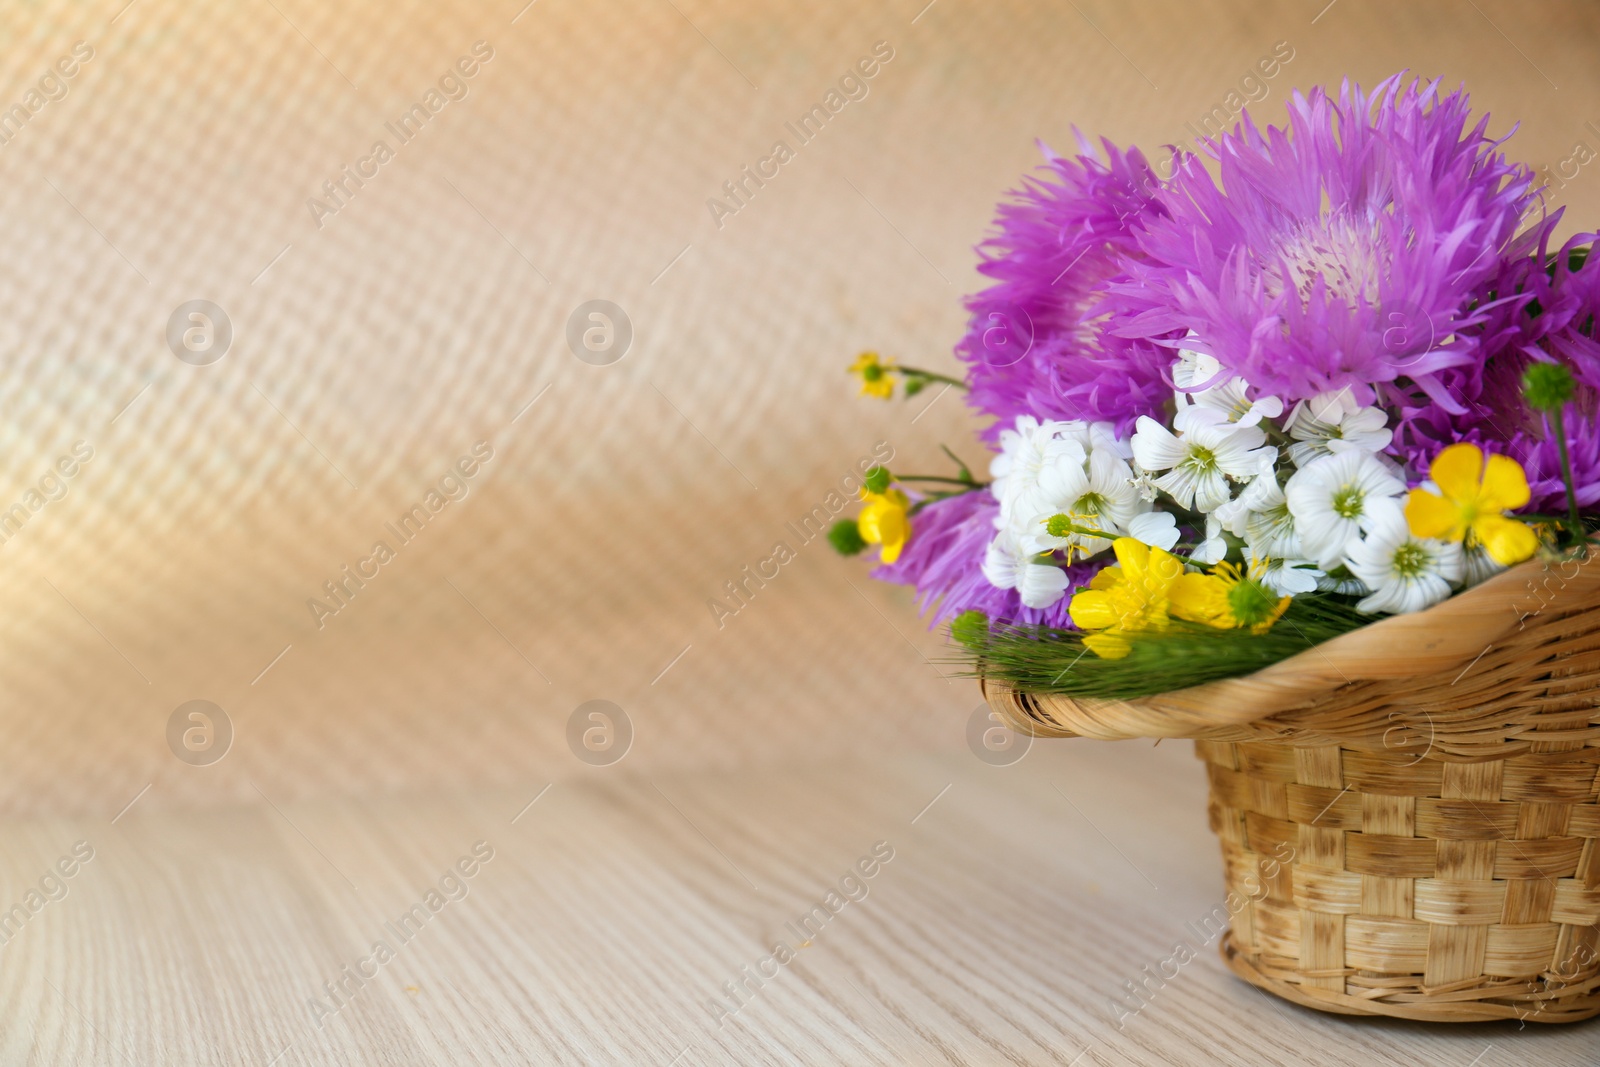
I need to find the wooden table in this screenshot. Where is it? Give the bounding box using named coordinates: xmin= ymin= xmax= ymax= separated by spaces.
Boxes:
xmin=8 ymin=738 xmax=1595 ymax=1065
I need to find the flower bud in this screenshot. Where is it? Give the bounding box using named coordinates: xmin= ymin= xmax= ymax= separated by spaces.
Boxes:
xmin=951 ymin=610 xmax=988 ymax=648
xmin=827 ymin=519 xmax=867 ymax=556
xmin=1522 ymin=361 xmax=1576 ymax=413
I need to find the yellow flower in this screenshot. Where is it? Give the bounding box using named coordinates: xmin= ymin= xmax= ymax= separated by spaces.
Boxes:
xmin=1068 ymin=537 xmax=1187 ymax=658
xmin=857 ymin=488 xmax=911 ymax=563
xmin=1404 ymin=443 xmax=1539 ymax=565
xmin=1169 ymin=559 xmax=1291 ymax=634
xmin=849 ymin=351 xmax=896 ymax=399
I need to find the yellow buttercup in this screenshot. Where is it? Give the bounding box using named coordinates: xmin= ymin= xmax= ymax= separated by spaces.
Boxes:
xmin=1069 ymin=537 xmax=1189 ymax=658
xmin=1404 ymin=443 xmax=1538 ymax=566
xmin=857 ymin=488 xmax=911 ymax=563
xmin=848 ymin=351 xmax=896 ymax=399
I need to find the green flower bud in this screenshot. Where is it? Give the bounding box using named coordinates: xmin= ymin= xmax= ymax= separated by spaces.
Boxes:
xmin=1523 ymin=361 xmax=1576 ymax=413
xmin=903 ymin=376 xmax=925 ymax=397
xmin=951 ymin=610 xmax=989 ymax=649
xmin=864 ymin=466 xmax=891 ymax=494
xmin=1226 ymin=578 xmax=1281 ymax=629
xmin=827 ymin=519 xmax=867 ymax=556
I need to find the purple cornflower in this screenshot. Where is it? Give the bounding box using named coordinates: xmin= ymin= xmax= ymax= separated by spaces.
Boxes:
xmin=1104 ymin=76 xmax=1537 ymax=412
xmin=1516 ymin=406 xmax=1600 ymax=513
xmin=1397 ymin=223 xmax=1600 ymax=509
xmin=957 ymin=135 xmax=1172 ymax=439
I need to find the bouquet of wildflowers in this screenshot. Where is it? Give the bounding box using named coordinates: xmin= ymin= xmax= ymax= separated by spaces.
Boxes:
xmin=833 ymin=76 xmax=1600 ymax=697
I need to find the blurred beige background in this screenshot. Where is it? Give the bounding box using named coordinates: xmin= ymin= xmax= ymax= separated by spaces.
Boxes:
xmin=0 ymin=0 xmax=1598 ymax=818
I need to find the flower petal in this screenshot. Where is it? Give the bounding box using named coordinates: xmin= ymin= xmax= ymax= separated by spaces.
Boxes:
xmin=1479 ymin=452 xmax=1532 ymax=512
xmin=1018 ymin=562 xmax=1069 ymax=608
xmin=1082 ymin=632 xmax=1131 ymax=659
xmin=1111 ymin=537 xmax=1151 ymax=580
xmin=1169 ymin=573 xmax=1226 ymax=625
xmin=1069 ymin=589 xmax=1119 ymax=631
xmin=1088 ymin=565 xmax=1122 ymax=591
xmin=1471 ymin=514 xmax=1539 ymax=566
xmin=1127 ymin=511 xmax=1180 ymax=551
xmin=1428 ymin=443 xmax=1485 ymax=502
xmin=1404 ymin=488 xmax=1463 ymax=541
xmin=1130 ymin=417 xmax=1187 ymax=471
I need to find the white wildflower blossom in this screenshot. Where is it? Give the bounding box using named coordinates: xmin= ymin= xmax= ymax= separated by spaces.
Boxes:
xmin=1284 ymin=449 xmax=1407 ymax=570
xmin=982 ymin=526 xmax=1070 ymax=609
xmin=990 ymin=416 xmax=1087 ymax=523
xmin=1131 ymin=408 xmax=1277 ymax=513
xmin=1258 ymin=557 xmax=1324 ymax=596
xmin=1021 ymin=448 xmax=1145 ymax=560
xmin=1460 ymin=540 xmax=1510 ymax=588
xmin=1127 ymin=510 xmax=1180 ymax=551
xmin=1172 ymin=349 xmax=1284 ymax=431
xmin=1285 ymin=387 xmax=1393 ymax=467
xmin=1189 ymin=514 xmax=1229 ymax=565
xmin=1345 ymin=510 xmax=1463 ymax=614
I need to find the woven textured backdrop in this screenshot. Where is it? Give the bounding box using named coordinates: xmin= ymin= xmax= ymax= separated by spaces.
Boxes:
xmin=1 ymin=0 xmax=1597 ymax=816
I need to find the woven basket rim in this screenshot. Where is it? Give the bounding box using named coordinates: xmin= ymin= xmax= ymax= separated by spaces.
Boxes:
xmin=985 ymin=548 xmax=1600 ymax=742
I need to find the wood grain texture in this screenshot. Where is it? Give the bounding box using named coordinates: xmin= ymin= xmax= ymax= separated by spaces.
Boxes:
xmin=2 ymin=0 xmax=1600 ymax=1061
xmin=4 ymin=743 xmax=1597 ymax=1065
xmin=1 ymin=0 xmax=1600 ymax=818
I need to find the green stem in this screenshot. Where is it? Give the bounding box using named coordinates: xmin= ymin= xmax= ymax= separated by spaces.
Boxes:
xmin=1516 ymin=513 xmax=1588 ymax=524
xmin=895 ymin=474 xmax=987 ymax=487
xmin=939 ymin=443 xmax=974 ymax=482
xmin=1551 ymin=412 xmax=1586 ymax=550
xmin=907 ymin=484 xmax=984 ymax=514
xmin=895 ymin=365 xmax=968 ymax=389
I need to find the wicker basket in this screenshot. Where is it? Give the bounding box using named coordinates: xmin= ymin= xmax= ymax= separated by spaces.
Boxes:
xmin=983 ymin=553 xmax=1600 ymax=1023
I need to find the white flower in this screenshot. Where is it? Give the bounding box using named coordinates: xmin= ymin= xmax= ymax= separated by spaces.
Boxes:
xmin=1345 ymin=510 xmax=1462 ymax=614
xmin=1021 ymin=448 xmax=1144 ymax=560
xmin=1173 ymin=348 xmax=1223 ymax=391
xmin=1131 ymin=410 xmax=1277 ymax=513
xmin=1461 ymin=541 xmax=1509 ymax=588
xmin=1189 ymin=514 xmax=1228 ymax=565
xmin=1211 ymin=473 xmax=1280 ymax=539
xmin=1285 ymin=388 xmax=1393 ymax=467
xmin=1127 ymin=510 xmax=1179 ymax=551
xmin=1317 ymin=573 xmax=1370 ymax=596
xmin=1258 ymin=557 xmax=1324 ymax=596
xmin=1284 ymin=450 xmax=1406 ymax=569
xmin=990 ymin=416 xmax=1088 ymax=523
xmin=1238 ymin=479 xmax=1301 ymax=560
xmin=1172 ymin=349 xmax=1284 ymax=430
xmin=1128 ymin=468 xmax=1159 ymax=503
xmin=982 ymin=527 xmax=1069 ymax=608
xmin=1069 ymin=420 xmax=1133 ymax=461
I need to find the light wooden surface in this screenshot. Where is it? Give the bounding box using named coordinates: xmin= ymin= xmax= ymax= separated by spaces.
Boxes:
xmin=5 ymin=2 xmax=1600 ymax=1063
xmin=6 ymin=739 xmax=1596 ymax=1065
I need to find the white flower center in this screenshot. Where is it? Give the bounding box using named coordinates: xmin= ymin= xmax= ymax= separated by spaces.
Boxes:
xmin=1184 ymin=444 xmax=1218 ymax=475
xmin=1262 ymin=210 xmax=1388 ymax=307
xmin=1392 ymin=541 xmax=1432 ymax=579
xmin=1330 ymin=484 xmax=1365 ymax=520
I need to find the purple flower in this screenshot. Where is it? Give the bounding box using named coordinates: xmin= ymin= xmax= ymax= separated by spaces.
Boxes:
xmin=957 ymin=136 xmax=1172 ymax=439
xmin=1395 ymin=226 xmax=1600 ymax=508
xmin=871 ymin=489 xmax=1102 ymax=628
xmin=1390 ymin=223 xmax=1572 ymax=473
xmin=1516 ymin=407 xmax=1600 ymax=513
xmin=1104 ymin=76 xmax=1537 ymax=411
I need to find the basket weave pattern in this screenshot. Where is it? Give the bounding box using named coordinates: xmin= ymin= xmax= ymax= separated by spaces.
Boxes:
xmin=984 ymin=555 xmax=1600 ymax=1022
